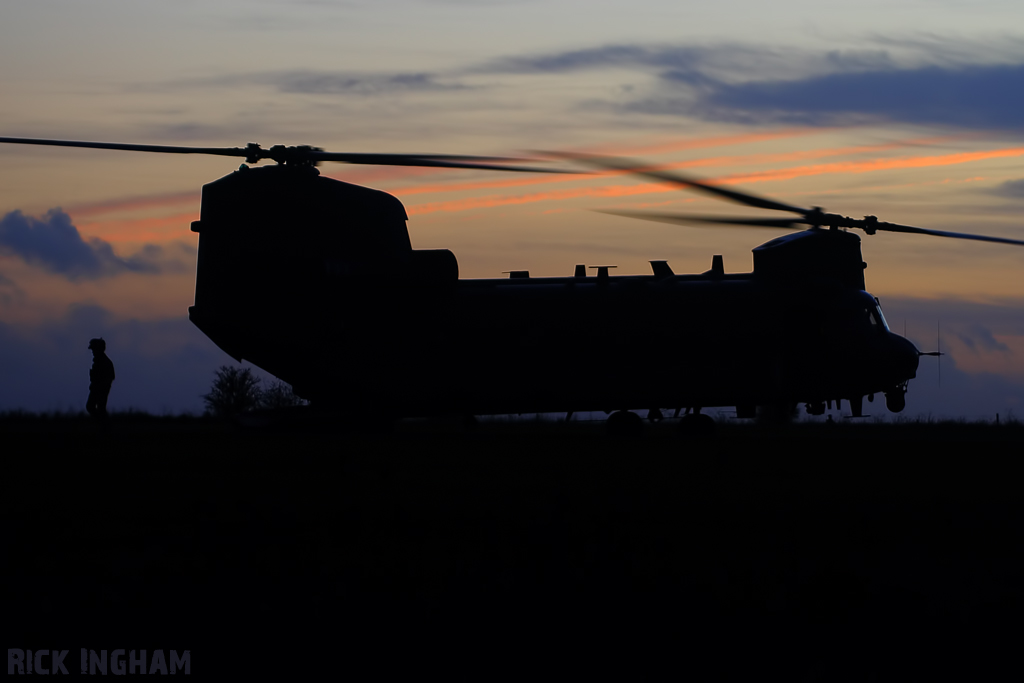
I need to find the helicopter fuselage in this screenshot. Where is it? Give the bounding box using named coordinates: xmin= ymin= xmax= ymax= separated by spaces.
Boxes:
xmin=187 ymin=163 xmax=919 ymax=418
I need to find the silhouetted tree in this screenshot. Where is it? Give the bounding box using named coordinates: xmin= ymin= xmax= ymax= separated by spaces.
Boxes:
xmin=202 ymin=365 xmax=262 ymax=418
xmin=259 ymin=379 xmax=307 ymax=409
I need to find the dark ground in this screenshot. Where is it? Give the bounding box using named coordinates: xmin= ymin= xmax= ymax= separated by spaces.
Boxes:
xmin=3 ymin=413 xmax=1024 ymax=680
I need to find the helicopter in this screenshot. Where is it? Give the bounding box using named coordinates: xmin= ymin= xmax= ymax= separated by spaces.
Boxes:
xmin=3 ymin=136 xmax=1022 ymax=432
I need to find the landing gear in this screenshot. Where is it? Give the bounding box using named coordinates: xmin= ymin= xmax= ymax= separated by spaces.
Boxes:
xmin=606 ymin=410 xmax=644 ymax=437
xmin=676 ymin=410 xmax=715 ymax=438
xmin=805 ymin=401 xmax=826 ymax=416
xmin=885 ymin=383 xmax=907 ymax=413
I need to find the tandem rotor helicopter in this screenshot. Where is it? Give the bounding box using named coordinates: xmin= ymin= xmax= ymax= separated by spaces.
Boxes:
xmin=3 ymin=135 xmax=1023 ymax=432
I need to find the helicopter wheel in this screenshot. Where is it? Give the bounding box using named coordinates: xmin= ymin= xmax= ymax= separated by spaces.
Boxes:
xmin=676 ymin=412 xmax=715 ymax=439
xmin=885 ymin=389 xmax=907 ymax=413
xmin=606 ymin=410 xmax=643 ymax=438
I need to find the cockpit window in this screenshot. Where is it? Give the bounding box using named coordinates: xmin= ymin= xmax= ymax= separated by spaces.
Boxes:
xmin=874 ymin=301 xmax=890 ymax=331
xmin=864 ymin=304 xmax=889 ymax=332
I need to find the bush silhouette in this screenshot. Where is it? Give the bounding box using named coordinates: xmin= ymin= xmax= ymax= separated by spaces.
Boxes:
xmin=259 ymin=379 xmax=307 ymax=410
xmin=202 ymin=366 xmax=307 ymax=417
xmin=202 ymin=366 xmax=262 ymax=418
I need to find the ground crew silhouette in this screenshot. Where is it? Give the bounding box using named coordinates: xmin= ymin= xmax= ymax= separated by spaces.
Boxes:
xmin=86 ymin=338 xmax=115 ymax=419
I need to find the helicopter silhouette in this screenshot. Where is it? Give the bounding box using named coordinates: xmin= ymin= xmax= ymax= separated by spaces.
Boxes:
xmin=3 ymin=136 xmax=1021 ymax=431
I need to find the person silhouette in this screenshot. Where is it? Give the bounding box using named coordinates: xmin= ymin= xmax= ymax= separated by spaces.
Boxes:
xmin=86 ymin=338 xmax=115 ymax=419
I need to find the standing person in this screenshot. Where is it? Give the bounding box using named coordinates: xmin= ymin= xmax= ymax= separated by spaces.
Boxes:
xmin=86 ymin=338 xmax=115 ymax=419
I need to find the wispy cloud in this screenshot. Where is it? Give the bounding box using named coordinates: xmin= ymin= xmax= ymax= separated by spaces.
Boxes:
xmin=476 ymin=43 xmax=821 ymax=81
xmin=479 ymin=44 xmax=684 ymax=73
xmin=276 ymin=71 xmax=465 ymax=95
xmin=154 ymin=70 xmax=467 ymax=96
xmin=957 ymin=325 xmax=1012 ymax=354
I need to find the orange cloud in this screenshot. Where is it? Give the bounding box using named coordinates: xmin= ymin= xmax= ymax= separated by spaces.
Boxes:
xmin=76 ymin=212 xmax=198 ymax=243
xmin=324 ymin=164 xmax=452 ymax=186
xmin=66 ymin=192 xmax=198 ymax=219
xmin=407 ymin=145 xmax=1024 ymax=216
xmin=666 ymin=138 xmax=947 ymax=171
xmin=408 ymin=183 xmax=680 ymax=216
xmin=62 ymin=139 xmax=1024 ymax=238
xmin=326 ymin=131 xmax=818 ymax=186
xmin=391 ymin=136 xmax=951 ymax=198
xmin=717 ymin=147 xmax=1024 ymax=187
xmin=390 ymin=173 xmax=590 ymax=197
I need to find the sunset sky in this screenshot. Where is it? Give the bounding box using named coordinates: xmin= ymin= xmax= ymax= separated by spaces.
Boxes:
xmin=3 ymin=0 xmax=1024 ymax=419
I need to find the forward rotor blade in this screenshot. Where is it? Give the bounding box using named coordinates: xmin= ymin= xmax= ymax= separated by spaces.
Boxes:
xmin=552 ymin=152 xmax=810 ymax=214
xmin=871 ymin=221 xmax=1024 ymax=246
xmin=597 ymin=210 xmax=805 ymax=230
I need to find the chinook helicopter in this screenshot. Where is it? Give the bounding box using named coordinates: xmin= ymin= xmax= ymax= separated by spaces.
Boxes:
xmin=3 ymin=136 xmax=1022 ymax=431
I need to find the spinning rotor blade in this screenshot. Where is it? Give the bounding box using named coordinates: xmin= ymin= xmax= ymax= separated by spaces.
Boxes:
xmin=596 ymin=210 xmax=804 ymax=230
xmin=565 ymin=151 xmax=1024 ymax=247
xmin=553 ymin=152 xmax=809 ymax=214
xmin=0 ymin=136 xmax=570 ymax=173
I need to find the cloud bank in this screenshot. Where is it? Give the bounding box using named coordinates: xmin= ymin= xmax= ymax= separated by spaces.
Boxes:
xmin=480 ymin=40 xmax=1024 ymax=131
xmin=133 ymin=36 xmax=1024 ymax=138
xmin=992 ymin=178 xmax=1024 ymax=198
xmin=0 ymin=209 xmax=187 ymax=280
xmin=689 ymin=64 xmax=1024 ymax=128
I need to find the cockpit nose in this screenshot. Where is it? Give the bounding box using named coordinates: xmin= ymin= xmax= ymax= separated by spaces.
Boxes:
xmin=888 ymin=333 xmax=920 ymax=380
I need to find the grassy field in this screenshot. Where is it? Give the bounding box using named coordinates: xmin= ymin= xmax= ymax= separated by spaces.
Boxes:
xmin=3 ymin=413 xmax=1023 ymax=678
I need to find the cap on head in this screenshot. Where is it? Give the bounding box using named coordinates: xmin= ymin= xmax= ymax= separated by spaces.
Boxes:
xmin=88 ymin=338 xmax=106 ymax=351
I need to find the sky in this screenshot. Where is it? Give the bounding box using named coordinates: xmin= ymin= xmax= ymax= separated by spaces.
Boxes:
xmin=2 ymin=0 xmax=1024 ymax=419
